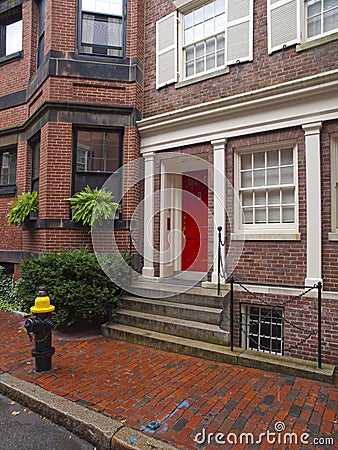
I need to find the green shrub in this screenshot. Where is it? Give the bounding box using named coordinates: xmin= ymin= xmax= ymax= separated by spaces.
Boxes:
xmin=7 ymin=191 xmax=39 ymax=225
xmin=0 ymin=266 xmax=16 ymax=312
xmin=14 ymin=248 xmax=127 ymax=328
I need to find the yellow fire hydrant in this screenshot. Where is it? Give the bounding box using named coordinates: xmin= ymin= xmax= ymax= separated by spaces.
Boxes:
xmin=24 ymin=287 xmax=55 ymax=372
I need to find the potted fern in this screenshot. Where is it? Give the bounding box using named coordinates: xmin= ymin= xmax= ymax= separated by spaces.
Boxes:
xmin=7 ymin=191 xmax=39 ymax=227
xmin=67 ymin=186 xmax=120 ymax=230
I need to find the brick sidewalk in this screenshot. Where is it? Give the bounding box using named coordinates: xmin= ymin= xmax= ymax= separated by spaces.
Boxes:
xmin=0 ymin=310 xmax=337 ymax=449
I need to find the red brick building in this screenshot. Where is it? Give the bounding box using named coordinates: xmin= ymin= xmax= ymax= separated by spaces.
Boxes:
xmin=137 ymin=0 xmax=338 ymax=364
xmin=0 ymin=0 xmax=337 ymax=366
xmin=0 ymin=0 xmax=143 ymax=276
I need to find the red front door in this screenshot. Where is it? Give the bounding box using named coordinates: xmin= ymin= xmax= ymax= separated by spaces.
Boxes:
xmin=181 ymin=170 xmax=208 ymax=271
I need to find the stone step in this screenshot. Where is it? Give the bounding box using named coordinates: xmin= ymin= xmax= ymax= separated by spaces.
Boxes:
xmin=119 ymin=296 xmax=223 ymax=325
xmin=101 ymin=323 xmax=239 ymax=364
xmin=101 ymin=323 xmax=336 ymax=384
xmin=115 ymin=309 xmax=230 ymax=345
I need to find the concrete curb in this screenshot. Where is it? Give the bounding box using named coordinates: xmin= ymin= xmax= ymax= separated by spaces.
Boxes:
xmin=0 ymin=371 xmax=180 ymax=450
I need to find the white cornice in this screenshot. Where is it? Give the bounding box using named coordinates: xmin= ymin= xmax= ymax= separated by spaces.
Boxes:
xmin=138 ymin=69 xmax=338 ymax=153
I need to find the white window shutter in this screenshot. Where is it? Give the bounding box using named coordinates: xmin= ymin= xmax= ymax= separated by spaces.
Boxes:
xmin=156 ymin=12 xmax=178 ymax=89
xmin=268 ymin=0 xmax=300 ymax=54
xmin=227 ymin=0 xmax=253 ymax=65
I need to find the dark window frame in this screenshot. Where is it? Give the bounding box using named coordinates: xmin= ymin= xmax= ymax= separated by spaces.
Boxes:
xmin=0 ymin=145 xmax=17 ymax=189
xmin=0 ymin=6 xmax=22 ymax=58
xmin=37 ymin=0 xmax=45 ymax=68
xmin=77 ymin=0 xmax=126 ymax=57
xmin=30 ymin=136 xmax=40 ymax=193
xmin=72 ymin=127 xmax=124 ymax=196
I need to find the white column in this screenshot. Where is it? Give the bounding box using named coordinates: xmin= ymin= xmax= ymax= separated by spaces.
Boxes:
xmin=303 ymin=122 xmax=322 ymax=286
xmin=142 ymin=152 xmax=155 ymax=278
xmin=211 ymin=138 xmax=227 ymax=284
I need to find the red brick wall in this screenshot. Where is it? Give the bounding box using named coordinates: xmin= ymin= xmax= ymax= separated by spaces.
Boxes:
xmin=143 ymin=0 xmax=338 ymax=117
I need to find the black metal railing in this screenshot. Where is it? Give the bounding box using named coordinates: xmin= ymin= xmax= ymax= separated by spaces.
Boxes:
xmin=228 ymin=277 xmax=323 ymax=369
xmin=217 ymin=225 xmax=226 ymax=296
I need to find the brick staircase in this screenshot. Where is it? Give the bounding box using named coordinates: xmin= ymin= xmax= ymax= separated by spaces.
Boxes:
xmin=101 ymin=281 xmax=233 ymax=362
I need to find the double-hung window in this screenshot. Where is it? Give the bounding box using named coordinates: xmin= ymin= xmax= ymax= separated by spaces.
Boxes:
xmin=183 ymin=1 xmax=226 ymax=78
xmin=156 ymin=0 xmax=253 ymax=88
xmin=235 ymin=144 xmax=298 ymax=238
xmin=73 ymin=129 xmax=122 ymax=194
xmin=0 ymin=147 xmax=16 ymax=187
xmin=0 ymin=7 xmax=22 ymax=58
xmin=306 ymin=0 xmax=338 ymax=39
xmin=79 ymin=0 xmax=124 ymax=57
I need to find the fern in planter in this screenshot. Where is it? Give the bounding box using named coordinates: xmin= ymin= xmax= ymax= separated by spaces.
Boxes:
xmin=68 ymin=186 xmax=121 ymax=229
xmin=7 ymin=191 xmax=39 ymax=226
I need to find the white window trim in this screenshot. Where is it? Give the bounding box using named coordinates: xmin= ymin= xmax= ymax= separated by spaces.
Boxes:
xmin=178 ymin=1 xmax=228 ymax=83
xmin=329 ymin=133 xmax=338 ymax=241
xmin=176 ymin=0 xmax=253 ymax=83
xmin=232 ymin=141 xmax=300 ymax=240
xmin=298 ymin=0 xmax=338 ymax=52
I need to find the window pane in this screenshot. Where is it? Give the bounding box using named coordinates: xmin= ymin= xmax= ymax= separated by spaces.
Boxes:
xmin=267 ymin=150 xmax=278 ymax=167
xmin=267 ymin=168 xmax=279 ymax=186
xmin=194 ymin=7 xmax=203 ymax=24
xmin=307 ymin=0 xmax=321 ymax=16
xmin=205 ymin=2 xmax=214 ymax=20
xmin=281 ymin=148 xmax=293 ymax=165
xmin=281 ymin=166 xmax=293 ymax=184
xmin=253 ymin=169 xmax=265 ymax=187
xmin=255 ymin=208 xmax=266 ymax=223
xmin=241 ymin=154 xmax=251 ymax=170
xmin=241 ymin=171 xmax=251 ymax=188
xmin=205 ymin=18 xmax=214 ymax=36
xmin=255 ymin=191 xmax=266 ymax=205
xmin=0 ymin=150 xmax=16 ymax=185
xmin=324 ymin=0 xmax=338 ymax=10
xmin=268 ymin=206 xmax=280 ymax=223
xmin=268 ymin=190 xmax=280 ymax=205
xmin=282 ymin=188 xmax=294 ymax=204
xmin=184 ymin=28 xmax=194 ymax=45
xmin=76 ymin=131 xmax=119 ymax=173
xmin=215 ymin=0 xmax=225 ymax=15
xmin=282 ymin=206 xmax=294 ymax=223
xmin=307 ymin=15 xmax=321 ymax=37
xmin=243 ymin=208 xmax=253 ymax=224
xmin=242 ymin=191 xmax=253 ymax=206
xmin=206 ymin=54 xmax=215 ymax=70
xmin=254 ymin=152 xmax=265 ymax=169
xmin=324 ymin=8 xmax=338 ymax=32
xmin=82 ymin=0 xmax=123 ymax=16
xmin=184 ymin=12 xmax=193 ymax=28
xmin=6 ymin=20 xmax=22 ymax=55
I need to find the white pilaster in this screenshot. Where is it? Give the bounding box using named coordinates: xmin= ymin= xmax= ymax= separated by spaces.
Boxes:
xmin=142 ymin=152 xmax=155 ymax=278
xmin=303 ymin=122 xmax=322 ymax=286
xmin=211 ymin=138 xmax=227 ymax=284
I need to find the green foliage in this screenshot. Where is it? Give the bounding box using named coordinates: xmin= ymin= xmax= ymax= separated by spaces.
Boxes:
xmin=0 ymin=266 xmax=17 ymax=312
xmin=68 ymin=186 xmax=120 ymax=229
xmin=7 ymin=191 xmax=39 ymax=226
xmin=14 ymin=248 xmax=127 ymax=328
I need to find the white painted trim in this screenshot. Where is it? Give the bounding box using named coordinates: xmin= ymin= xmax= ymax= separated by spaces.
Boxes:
xmin=303 ymin=122 xmax=322 ymax=286
xmin=142 ymin=152 xmax=155 ymax=278
xmin=138 ymin=70 xmax=338 ymax=153
xmin=211 ymin=138 xmax=227 ymax=284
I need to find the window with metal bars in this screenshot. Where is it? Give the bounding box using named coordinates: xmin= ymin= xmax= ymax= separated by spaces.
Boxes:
xmin=241 ymin=304 xmax=284 ymax=355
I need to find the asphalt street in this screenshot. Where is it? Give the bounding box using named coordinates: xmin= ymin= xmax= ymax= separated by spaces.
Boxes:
xmin=0 ymin=393 xmax=94 ymax=450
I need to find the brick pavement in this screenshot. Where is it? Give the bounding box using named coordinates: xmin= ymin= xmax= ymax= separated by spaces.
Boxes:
xmin=0 ymin=310 xmax=337 ymax=449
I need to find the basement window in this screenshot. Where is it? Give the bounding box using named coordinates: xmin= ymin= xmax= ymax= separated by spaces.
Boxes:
xmin=241 ymin=304 xmax=284 ymax=355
